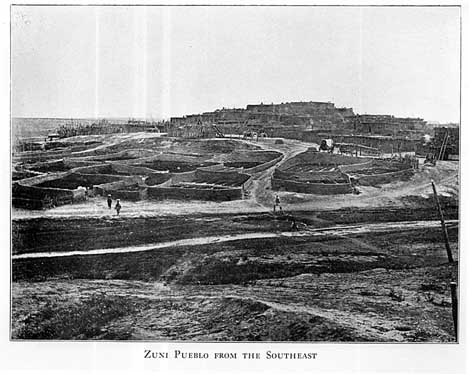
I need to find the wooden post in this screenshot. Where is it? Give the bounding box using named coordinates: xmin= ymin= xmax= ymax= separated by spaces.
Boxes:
xmin=431 ymin=181 xmax=453 ymax=263
xmin=450 ymin=282 xmax=458 ymax=339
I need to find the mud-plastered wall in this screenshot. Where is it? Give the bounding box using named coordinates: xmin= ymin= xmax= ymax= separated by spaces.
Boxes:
xmin=355 ymin=168 xmax=414 ymax=186
xmin=243 ymin=155 xmax=283 ymax=174
xmin=338 ymin=161 xmax=374 ymax=173
xmin=12 ymin=183 xmax=83 ymax=209
xmin=147 ymin=186 xmax=243 ymax=201
xmin=271 ymin=177 xmax=354 ymax=194
xmin=109 ymin=188 xmax=148 ymax=201
xmin=193 ymin=169 xmax=251 ymax=187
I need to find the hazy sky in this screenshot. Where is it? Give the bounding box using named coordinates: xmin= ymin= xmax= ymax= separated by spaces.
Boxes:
xmin=11 ymin=6 xmax=460 ymax=122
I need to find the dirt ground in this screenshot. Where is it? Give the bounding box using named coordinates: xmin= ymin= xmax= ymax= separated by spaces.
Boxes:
xmin=11 ymin=134 xmax=460 ymax=342
xmin=12 ymin=225 xmax=458 ymax=341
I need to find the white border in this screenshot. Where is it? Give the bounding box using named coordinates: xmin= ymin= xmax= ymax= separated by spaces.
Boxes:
xmin=1 ymin=1 xmax=467 ymax=373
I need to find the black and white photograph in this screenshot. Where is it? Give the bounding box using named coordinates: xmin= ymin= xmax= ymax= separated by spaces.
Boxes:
xmin=6 ymin=1 xmax=465 ymax=362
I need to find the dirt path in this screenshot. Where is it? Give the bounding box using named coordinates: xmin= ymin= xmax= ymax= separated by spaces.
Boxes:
xmin=13 ymin=219 xmax=457 ymax=260
xmin=248 ymin=138 xmax=312 ymax=208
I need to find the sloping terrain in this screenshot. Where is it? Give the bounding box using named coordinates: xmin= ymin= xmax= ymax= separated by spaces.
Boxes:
xmin=11 ymin=132 xmax=460 ymax=342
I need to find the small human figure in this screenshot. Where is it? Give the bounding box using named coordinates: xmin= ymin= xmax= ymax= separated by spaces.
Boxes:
xmin=115 ymin=199 xmax=121 ymax=216
xmin=290 ymin=216 xmax=298 ymax=231
xmin=274 ymin=194 xmax=281 ymax=213
xmin=107 ymin=194 xmax=112 ymax=209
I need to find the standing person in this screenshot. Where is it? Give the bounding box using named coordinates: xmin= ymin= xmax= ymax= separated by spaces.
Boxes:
xmin=274 ymin=194 xmax=281 ymax=213
xmin=107 ymin=194 xmax=112 ymax=209
xmin=290 ymin=216 xmax=298 ymax=231
xmin=115 ymin=199 xmax=121 ymax=216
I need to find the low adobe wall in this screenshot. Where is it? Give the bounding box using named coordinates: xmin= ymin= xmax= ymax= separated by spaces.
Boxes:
xmin=355 ymin=168 xmax=414 ymax=186
xmin=72 ymin=164 xmax=111 ymax=174
xmin=111 ymin=163 xmax=158 ymax=176
xmin=338 ymin=160 xmax=374 ymax=173
xmin=25 ymin=159 xmax=72 ymax=173
xmin=193 ymin=169 xmax=251 ymax=187
xmin=280 ymin=151 xmax=372 ymax=171
xmin=273 ymin=169 xmax=350 ymax=184
xmin=74 ymin=148 xmax=157 ymax=162
xmin=109 ymin=188 xmax=148 ymax=201
xmin=34 ymin=173 xmax=133 ymax=190
xmin=271 ymin=177 xmax=354 ymax=195
xmin=65 ymin=159 xmax=101 ymax=168
xmin=73 ymin=163 xmax=157 ymax=176
xmin=163 ymin=170 xmax=197 ymax=186
xmin=145 ymin=172 xmax=173 ymax=186
xmin=244 ymin=155 xmax=283 ymax=174
xmin=12 ymin=183 xmax=86 ymax=209
xmin=158 ymin=168 xmax=250 ymax=188
xmin=333 ymin=136 xmax=417 ymax=153
xmin=12 ymin=170 xmax=43 ymax=181
xmin=12 ymin=197 xmax=48 ymax=210
xmin=13 ymin=149 xmax=73 ymax=164
xmin=14 ymin=142 xmax=106 ymax=164
xmin=93 ymin=178 xmax=143 ymax=196
xmin=147 ymin=185 xmax=243 ymax=201
xmin=18 ymin=171 xmax=72 ymax=187
xmin=271 ymin=178 xmax=353 ymax=195
xmin=242 ymin=177 xmax=254 ymax=193
xmin=13 ymin=183 xmax=73 ymax=200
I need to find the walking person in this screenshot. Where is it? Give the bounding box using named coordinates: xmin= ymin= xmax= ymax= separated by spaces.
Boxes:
xmin=107 ymin=194 xmax=112 ymax=209
xmin=115 ymin=199 xmax=121 ymax=216
xmin=274 ymin=194 xmax=282 ymax=213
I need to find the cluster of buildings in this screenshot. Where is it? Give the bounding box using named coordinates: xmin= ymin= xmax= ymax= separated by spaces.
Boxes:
xmin=169 ymin=101 xmax=458 ymax=158
xmin=55 ymin=119 xmax=164 ymax=138
xmin=169 ymin=101 xmax=429 ymax=139
xmin=170 ymin=101 xmax=355 ymax=138
xmin=45 ymin=100 xmax=458 ymax=160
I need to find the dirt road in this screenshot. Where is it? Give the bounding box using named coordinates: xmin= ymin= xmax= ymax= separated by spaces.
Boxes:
xmin=12 ymin=219 xmax=458 ymax=260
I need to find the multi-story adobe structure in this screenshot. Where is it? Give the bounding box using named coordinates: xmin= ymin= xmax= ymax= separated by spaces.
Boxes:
xmin=352 ymin=115 xmax=427 ymax=139
xmin=168 ymin=101 xmax=431 ymax=146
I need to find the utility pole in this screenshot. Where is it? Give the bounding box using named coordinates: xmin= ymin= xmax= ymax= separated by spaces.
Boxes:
xmin=450 ymin=282 xmax=458 ymax=340
xmin=431 ymin=180 xmax=453 ymax=263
